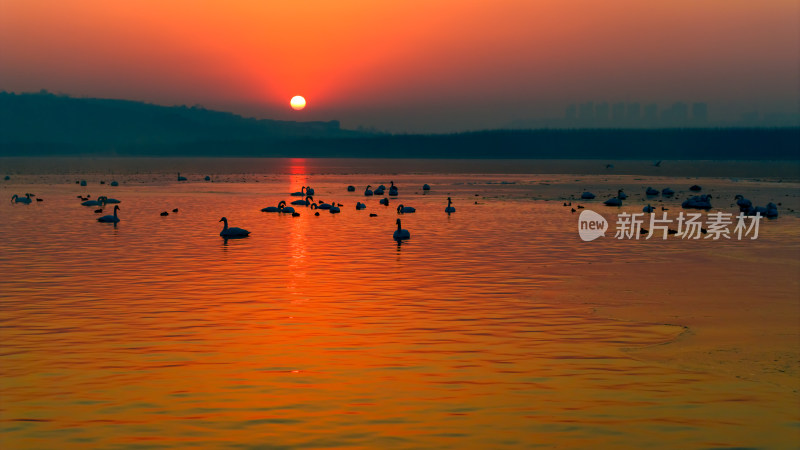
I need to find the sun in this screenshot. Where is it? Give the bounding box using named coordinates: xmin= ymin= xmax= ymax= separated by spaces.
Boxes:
xmin=290 ymin=96 xmax=306 ymax=110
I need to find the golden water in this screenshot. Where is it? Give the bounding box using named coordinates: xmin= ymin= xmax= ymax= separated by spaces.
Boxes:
xmin=1 ymin=159 xmax=798 ymax=448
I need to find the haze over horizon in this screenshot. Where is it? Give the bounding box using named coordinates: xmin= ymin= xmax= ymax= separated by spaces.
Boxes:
xmin=1 ymin=1 xmax=798 ymax=133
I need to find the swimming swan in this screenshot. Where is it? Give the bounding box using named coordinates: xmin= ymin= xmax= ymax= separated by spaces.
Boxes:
xmin=290 ymin=186 xmax=306 ymax=197
xmin=98 ymin=205 xmax=120 ymax=223
xmin=397 ymin=204 xmax=415 ymax=213
xmin=11 ymin=194 xmax=32 ymax=204
xmin=445 ymin=197 xmax=455 ymax=213
xmin=393 ymin=218 xmax=410 ymax=241
xmin=219 ymin=217 xmax=250 ymax=238
xmin=364 ymin=185 xmax=374 ymax=196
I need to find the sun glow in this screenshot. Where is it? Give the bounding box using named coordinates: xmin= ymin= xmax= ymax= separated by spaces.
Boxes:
xmin=290 ymin=96 xmax=306 ymax=110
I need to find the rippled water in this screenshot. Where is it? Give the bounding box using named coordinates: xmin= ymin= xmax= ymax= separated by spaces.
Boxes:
xmin=2 ymin=159 xmax=798 ymax=448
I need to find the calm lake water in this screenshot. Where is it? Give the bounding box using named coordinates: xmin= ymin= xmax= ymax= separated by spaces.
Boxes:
xmin=2 ymin=158 xmax=799 ymax=448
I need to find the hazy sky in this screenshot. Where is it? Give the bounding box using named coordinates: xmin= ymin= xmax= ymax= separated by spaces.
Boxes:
xmin=1 ymin=1 xmax=798 ymax=132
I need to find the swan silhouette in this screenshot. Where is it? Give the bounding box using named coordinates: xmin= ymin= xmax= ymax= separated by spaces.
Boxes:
xmin=581 ymin=191 xmax=595 ymax=199
xmin=317 ymin=200 xmax=333 ymax=210
xmin=393 ymin=218 xmax=410 ymax=241
xmin=219 ymin=217 xmax=249 ymax=238
xmin=347 ymin=185 xmax=355 ymax=192
xmin=290 ymin=186 xmax=306 ymax=197
xmin=11 ymin=194 xmax=32 ymax=204
xmin=329 ymin=204 xmax=341 ymax=213
xmin=278 ymin=201 xmax=295 ymax=214
xmin=646 ymin=187 xmax=659 ymax=196
xmin=305 ymin=186 xmax=315 ymax=196
xmin=389 ymin=181 xmax=398 ymax=196
xmin=374 ymin=186 xmax=385 ymax=195
xmin=689 ymin=184 xmax=702 ymax=191
xmin=423 ymin=184 xmax=431 ymax=191
xmin=364 ymin=185 xmax=373 ymax=196
xmin=662 ymin=188 xmax=675 ymax=197
xmin=177 ymin=173 xmax=187 ymax=181
xmin=98 ymin=205 xmax=120 ymax=223
xmin=81 ymin=197 xmax=105 ymax=207
xmin=682 ymin=194 xmax=712 ymax=210
xmin=102 ymin=196 xmax=121 ymax=204
xmin=291 ymin=195 xmax=313 ymax=206
xmin=617 ymin=189 xmax=628 ymax=200
xmin=261 ymin=201 xmax=282 ymax=212
xmin=643 ymin=204 xmax=655 ymax=213
xmin=445 ymin=197 xmax=455 ymax=213
xmin=604 ymin=197 xmax=622 ymax=206
xmin=397 ymin=204 xmax=415 ymax=213
xmin=356 ymin=202 xmax=367 ymax=210
xmin=380 ymin=198 xmax=389 ymax=206
xmin=734 ymin=195 xmax=752 ymax=210
xmin=110 ymin=180 xmax=119 ymax=186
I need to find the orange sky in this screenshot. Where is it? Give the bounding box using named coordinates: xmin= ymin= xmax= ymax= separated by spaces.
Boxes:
xmin=1 ymin=0 xmax=798 ymax=132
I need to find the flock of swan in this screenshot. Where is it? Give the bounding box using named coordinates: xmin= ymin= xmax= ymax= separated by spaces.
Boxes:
xmin=575 ymin=184 xmax=780 ymax=217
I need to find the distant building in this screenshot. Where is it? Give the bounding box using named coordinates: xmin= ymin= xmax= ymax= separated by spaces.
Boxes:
xmin=595 ymin=102 xmax=609 ymax=122
xmin=626 ymin=103 xmax=641 ymax=122
xmin=565 ymin=104 xmax=577 ymax=121
xmin=643 ymin=103 xmax=659 ymax=124
xmin=612 ymin=102 xmax=625 ymax=122
xmin=692 ymin=102 xmax=708 ymax=124
xmin=579 ymin=102 xmax=595 ymax=122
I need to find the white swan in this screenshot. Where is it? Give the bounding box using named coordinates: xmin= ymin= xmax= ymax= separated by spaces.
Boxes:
xmin=290 ymin=186 xmax=306 ymax=197
xmin=445 ymin=197 xmax=455 ymax=213
xmin=397 ymin=204 xmax=415 ymax=213
xmin=364 ymin=185 xmax=373 ymax=196
xmin=393 ymin=219 xmax=410 ymax=241
xmin=11 ymin=194 xmax=32 ymax=204
xmin=177 ymin=173 xmax=187 ymax=181
xmin=98 ymin=205 xmax=120 ymax=223
xmin=219 ymin=217 xmax=250 ymax=238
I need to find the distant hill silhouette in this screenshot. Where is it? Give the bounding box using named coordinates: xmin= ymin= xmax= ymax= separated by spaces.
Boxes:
xmin=1 ymin=91 xmax=798 ymax=159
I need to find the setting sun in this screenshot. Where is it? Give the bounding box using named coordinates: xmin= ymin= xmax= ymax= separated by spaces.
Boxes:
xmin=290 ymin=96 xmax=306 ymax=110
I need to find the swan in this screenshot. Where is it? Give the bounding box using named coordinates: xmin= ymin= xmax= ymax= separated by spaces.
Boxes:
xmin=305 ymin=186 xmax=315 ymax=196
xmin=177 ymin=173 xmax=187 ymax=181
xmin=11 ymin=194 xmax=32 ymax=204
xmin=643 ymin=204 xmax=655 ymax=213
xmin=261 ymin=201 xmax=281 ymax=212
xmin=290 ymin=186 xmax=306 ymax=197
xmin=397 ymin=204 xmax=415 ymax=213
xmin=374 ymin=186 xmax=385 ymax=195
xmin=393 ymin=218 xmax=410 ymax=241
xmin=445 ymin=197 xmax=455 ymax=213
xmin=580 ymin=191 xmax=595 ymax=199
xmin=219 ymin=217 xmax=249 ymax=238
xmin=766 ymin=202 xmax=778 ymax=218
xmin=102 ymin=196 xmax=121 ymax=204
xmin=423 ymin=184 xmax=431 ymax=191
xmin=364 ymin=185 xmax=373 ymax=196
xmin=278 ymin=201 xmax=295 ymax=214
xmin=662 ymin=188 xmax=675 ymax=197
xmin=356 ymin=202 xmax=367 ymax=210
xmin=80 ymin=180 xmax=87 ymax=186
xmin=380 ymin=198 xmax=389 ymax=206
xmin=160 ymin=211 xmax=169 ymax=216
xmin=689 ymin=184 xmax=702 ymax=191
xmin=377 ymin=185 xmax=386 ymax=190
xmin=347 ymin=185 xmax=355 ymax=192
xmin=617 ymin=189 xmax=628 ymax=200
xmin=682 ymin=194 xmax=712 ymax=210
xmin=329 ymin=204 xmax=341 ymax=213
xmin=292 ymin=195 xmax=313 ymax=206
xmin=734 ymin=195 xmax=752 ymax=210
xmin=98 ymin=205 xmax=120 ymax=223
xmin=204 ymin=176 xmax=211 ymax=181
xmin=389 ymin=181 xmax=398 ymax=196
xmin=110 ymin=180 xmax=119 ymax=186
xmin=646 ymin=187 xmax=659 ymax=196
xmin=604 ymin=197 xmax=622 ymax=206
xmin=317 ymin=200 xmax=333 ymax=210
xmin=81 ymin=197 xmax=105 ymax=206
